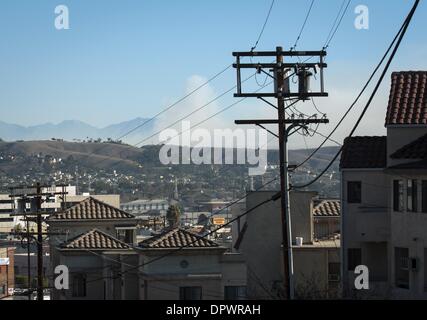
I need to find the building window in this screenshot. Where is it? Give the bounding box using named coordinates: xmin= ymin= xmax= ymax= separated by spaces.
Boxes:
xmin=347 ymin=181 xmax=361 ymax=203
xmin=393 ymin=180 xmax=404 ymax=212
xmin=395 ymin=247 xmax=409 ymax=289
xmin=0 ymin=285 xmax=5 ymax=295
xmin=424 ymin=249 xmax=427 ymax=292
xmin=224 ymin=286 xmax=247 ymax=300
xmin=116 ymin=229 xmax=134 ymax=244
xmin=407 ymin=180 xmax=418 ymax=212
xmin=328 ymin=262 xmax=341 ymax=282
xmin=72 ymin=274 xmax=87 ymax=297
xmin=422 ymin=181 xmax=427 ymax=213
xmin=179 ymin=287 xmax=202 ymax=300
xmin=348 ymin=248 xmax=361 ymax=271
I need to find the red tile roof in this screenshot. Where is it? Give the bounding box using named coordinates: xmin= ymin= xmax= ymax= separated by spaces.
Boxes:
xmin=390 ymin=133 xmax=427 ymax=159
xmin=386 ymin=71 xmax=427 ymax=125
xmin=340 ymin=136 xmax=387 ymax=169
xmin=139 ymin=228 xmax=219 ymax=249
xmin=49 ymin=197 xmax=135 ymax=221
xmin=313 ymin=200 xmax=340 ymax=217
xmin=60 ymin=229 xmax=130 ymax=250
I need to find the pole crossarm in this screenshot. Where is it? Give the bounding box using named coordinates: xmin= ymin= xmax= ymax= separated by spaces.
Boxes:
xmin=233 ymin=48 xmax=328 ymax=100
xmin=235 ymin=119 xmax=329 ymax=125
xmin=232 ymin=50 xmax=326 ymax=57
xmin=233 ymin=62 xmax=327 ymax=69
xmin=234 ymin=92 xmax=328 ymax=98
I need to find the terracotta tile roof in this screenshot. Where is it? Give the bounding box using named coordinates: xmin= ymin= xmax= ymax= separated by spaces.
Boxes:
xmin=340 ymin=136 xmax=387 ymax=169
xmin=139 ymin=228 xmax=219 ymax=249
xmin=60 ymin=229 xmax=130 ymax=250
xmin=49 ymin=197 xmax=135 ymax=220
xmin=386 ymin=71 xmax=427 ymax=125
xmin=390 ymin=133 xmax=427 ymax=159
xmin=313 ymin=200 xmax=340 ymax=217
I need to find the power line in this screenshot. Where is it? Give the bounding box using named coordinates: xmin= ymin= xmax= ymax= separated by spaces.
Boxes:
xmin=116 ymin=64 xmax=233 ymax=141
xmin=306 ymin=128 xmax=342 ymax=146
xmin=251 ymin=0 xmax=276 ymax=51
xmin=292 ymin=0 xmax=420 ymax=190
xmin=293 ymin=7 xmax=409 ymax=171
xmin=291 ymin=0 xmax=315 ymax=51
xmin=133 ymin=73 xmax=256 ymax=147
xmin=323 ymin=0 xmax=352 ymax=49
xmin=157 ymin=80 xmax=274 ymax=146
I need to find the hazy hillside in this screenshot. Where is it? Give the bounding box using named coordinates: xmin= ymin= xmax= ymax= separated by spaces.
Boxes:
xmin=0 ymin=140 xmax=340 ymax=172
xmin=0 ymin=118 xmax=156 ymax=143
xmin=0 ymin=140 xmax=341 ymax=199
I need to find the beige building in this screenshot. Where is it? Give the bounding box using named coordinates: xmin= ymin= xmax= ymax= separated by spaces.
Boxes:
xmin=48 ymin=197 xmax=138 ymax=300
xmin=48 ymin=197 xmax=246 ymax=300
xmin=341 ymin=71 xmax=427 ymax=299
xmin=232 ymin=190 xmax=340 ymax=299
xmin=137 ymin=228 xmax=247 ymax=300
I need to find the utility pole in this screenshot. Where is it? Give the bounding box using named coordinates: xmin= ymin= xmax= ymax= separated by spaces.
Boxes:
xmin=35 ymin=183 xmax=43 ymax=301
xmin=275 ymin=47 xmax=293 ymax=299
xmin=9 ymin=183 xmax=68 ymax=300
xmin=232 ymin=47 xmax=329 ymax=299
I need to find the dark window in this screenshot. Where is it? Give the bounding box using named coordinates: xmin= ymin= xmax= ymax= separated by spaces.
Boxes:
xmin=407 ymin=180 xmax=418 ymax=212
xmin=179 ymin=287 xmax=202 ymax=300
xmin=395 ymin=247 xmax=409 ymax=289
xmin=72 ymin=274 xmax=87 ymax=297
xmin=328 ymin=262 xmax=341 ymax=281
xmin=116 ymin=229 xmax=134 ymax=244
xmin=393 ymin=180 xmax=404 ymax=212
xmin=424 ymin=249 xmax=427 ymax=292
xmin=224 ymin=286 xmax=247 ymax=300
xmin=0 ymin=285 xmax=5 ymax=295
xmin=348 ymin=248 xmax=362 ymax=271
xmin=422 ymin=181 xmax=427 ymax=213
xmin=347 ymin=181 xmax=361 ymax=203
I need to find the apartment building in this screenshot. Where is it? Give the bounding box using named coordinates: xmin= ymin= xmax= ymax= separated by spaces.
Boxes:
xmin=341 ymin=71 xmax=427 ymax=299
xmin=48 ymin=197 xmax=246 ymax=300
xmin=120 ymin=199 xmax=169 ymax=217
xmin=232 ymin=191 xmax=341 ymax=299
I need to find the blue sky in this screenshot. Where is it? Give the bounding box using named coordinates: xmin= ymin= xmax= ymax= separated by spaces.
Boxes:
xmin=0 ymin=0 xmax=426 ymax=147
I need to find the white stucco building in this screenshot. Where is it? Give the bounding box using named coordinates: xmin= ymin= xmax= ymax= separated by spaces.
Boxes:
xmin=341 ymin=71 xmax=427 ymax=299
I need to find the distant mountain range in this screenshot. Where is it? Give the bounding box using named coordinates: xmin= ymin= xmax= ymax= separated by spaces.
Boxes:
xmin=0 ymin=118 xmax=157 ymax=143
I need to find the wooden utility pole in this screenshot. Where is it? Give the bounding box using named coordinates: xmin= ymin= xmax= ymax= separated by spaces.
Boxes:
xmin=232 ymin=47 xmax=329 ymax=299
xmin=35 ymin=183 xmax=43 ymax=301
xmin=275 ymin=46 xmax=293 ymax=298
xmin=9 ymin=184 xmax=68 ymax=300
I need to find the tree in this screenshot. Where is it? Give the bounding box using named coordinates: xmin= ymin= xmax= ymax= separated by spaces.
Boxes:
xmin=166 ymin=204 xmax=181 ymax=228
